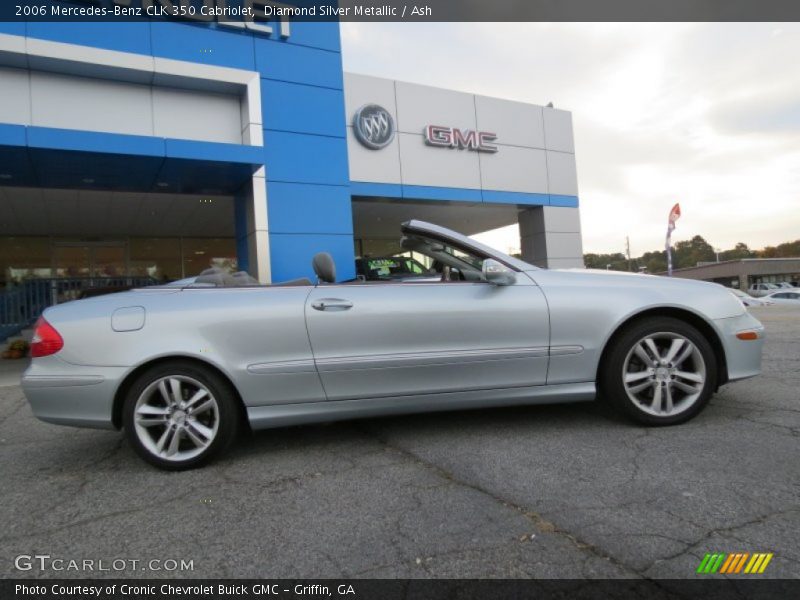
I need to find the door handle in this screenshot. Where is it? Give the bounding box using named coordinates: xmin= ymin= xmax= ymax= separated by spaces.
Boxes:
xmin=311 ymin=298 xmax=353 ymax=311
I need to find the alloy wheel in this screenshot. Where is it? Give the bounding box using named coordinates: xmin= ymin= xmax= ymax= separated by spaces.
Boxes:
xmin=132 ymin=375 xmax=220 ymax=462
xmin=622 ymin=332 xmax=707 ymax=417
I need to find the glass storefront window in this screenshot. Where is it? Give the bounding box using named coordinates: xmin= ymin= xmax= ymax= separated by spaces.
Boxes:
xmin=182 ymin=238 xmax=237 ymax=277
xmin=0 ymin=237 xmax=52 ymax=289
xmin=129 ymin=238 xmax=183 ymax=283
xmin=357 ymin=238 xmax=403 ymax=258
xmin=0 ymin=236 xmax=238 ymax=289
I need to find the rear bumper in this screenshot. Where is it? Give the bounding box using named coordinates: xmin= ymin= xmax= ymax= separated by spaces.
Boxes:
xmin=713 ymin=311 xmax=765 ymax=382
xmin=21 ymin=357 xmax=125 ymax=430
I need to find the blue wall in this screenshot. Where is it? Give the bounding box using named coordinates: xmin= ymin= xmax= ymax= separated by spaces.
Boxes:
xmin=4 ymin=15 xmax=355 ymax=282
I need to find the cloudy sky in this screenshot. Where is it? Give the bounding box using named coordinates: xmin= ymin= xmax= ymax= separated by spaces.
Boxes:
xmin=340 ymin=23 xmax=800 ymax=255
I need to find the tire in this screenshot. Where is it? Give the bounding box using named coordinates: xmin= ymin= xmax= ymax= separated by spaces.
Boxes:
xmin=600 ymin=317 xmax=718 ymax=426
xmin=122 ymin=361 xmax=240 ymax=470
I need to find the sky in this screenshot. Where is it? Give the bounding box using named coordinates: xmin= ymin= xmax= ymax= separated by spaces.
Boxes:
xmin=339 ymin=23 xmax=800 ymax=256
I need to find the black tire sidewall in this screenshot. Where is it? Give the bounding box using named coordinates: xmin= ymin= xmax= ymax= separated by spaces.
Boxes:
xmin=122 ymin=361 xmax=239 ymax=470
xmin=601 ymin=317 xmax=717 ymax=426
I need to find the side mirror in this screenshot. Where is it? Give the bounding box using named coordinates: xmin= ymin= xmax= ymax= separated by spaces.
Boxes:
xmin=482 ymin=259 xmax=517 ymax=286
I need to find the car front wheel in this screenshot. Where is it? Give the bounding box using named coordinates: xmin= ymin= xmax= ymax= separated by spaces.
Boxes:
xmin=601 ymin=317 xmax=718 ymax=425
xmin=122 ymin=361 xmax=239 ymax=470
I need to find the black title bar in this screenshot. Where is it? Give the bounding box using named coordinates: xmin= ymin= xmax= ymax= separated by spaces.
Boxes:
xmin=3 ymin=0 xmax=800 ymax=22
xmin=5 ymin=579 xmax=800 ymax=600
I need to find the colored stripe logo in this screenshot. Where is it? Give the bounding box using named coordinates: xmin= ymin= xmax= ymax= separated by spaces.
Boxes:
xmin=696 ymin=552 xmax=773 ymax=574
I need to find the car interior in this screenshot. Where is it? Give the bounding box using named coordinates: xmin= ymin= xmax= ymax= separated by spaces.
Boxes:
xmin=173 ymin=231 xmax=495 ymax=289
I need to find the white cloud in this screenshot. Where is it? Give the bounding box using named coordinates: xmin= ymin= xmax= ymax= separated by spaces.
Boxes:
xmin=341 ymin=23 xmax=800 ymax=255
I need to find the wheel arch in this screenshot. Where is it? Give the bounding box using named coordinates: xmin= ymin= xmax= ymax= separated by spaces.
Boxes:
xmin=112 ymin=355 xmax=249 ymax=431
xmin=597 ymin=307 xmax=729 ymax=389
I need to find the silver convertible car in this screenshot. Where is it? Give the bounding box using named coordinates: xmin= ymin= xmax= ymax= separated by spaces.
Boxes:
xmin=22 ymin=220 xmax=765 ymax=470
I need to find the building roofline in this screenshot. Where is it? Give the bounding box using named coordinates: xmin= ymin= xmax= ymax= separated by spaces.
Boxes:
xmin=658 ymin=256 xmax=800 ymax=275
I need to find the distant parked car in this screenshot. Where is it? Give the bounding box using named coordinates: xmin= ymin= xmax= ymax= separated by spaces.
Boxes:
xmin=762 ymin=291 xmax=800 ymax=306
xmin=775 ymin=282 xmax=798 ymax=289
xmin=748 ymin=283 xmax=781 ymax=297
xmin=729 ymin=288 xmax=773 ymax=308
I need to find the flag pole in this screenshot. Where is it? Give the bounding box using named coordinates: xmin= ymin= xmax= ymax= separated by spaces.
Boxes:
xmin=665 ymin=203 xmax=681 ymax=277
xmin=666 ymin=230 xmax=673 ymax=276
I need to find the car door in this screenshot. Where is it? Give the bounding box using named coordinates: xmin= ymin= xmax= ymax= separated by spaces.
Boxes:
xmin=304 ymin=277 xmax=550 ymax=401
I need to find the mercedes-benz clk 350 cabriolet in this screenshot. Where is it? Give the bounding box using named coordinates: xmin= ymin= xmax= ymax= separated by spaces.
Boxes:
xmin=22 ymin=220 xmax=764 ymax=470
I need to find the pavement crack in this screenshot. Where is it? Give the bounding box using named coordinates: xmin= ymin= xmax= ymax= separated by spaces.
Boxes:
xmin=0 ymin=396 xmax=27 ymax=427
xmin=0 ymin=486 xmax=200 ymax=544
xmin=355 ymin=424 xmax=645 ymax=578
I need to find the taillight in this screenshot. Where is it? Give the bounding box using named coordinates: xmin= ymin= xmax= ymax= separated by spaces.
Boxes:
xmin=30 ymin=316 xmax=64 ymax=358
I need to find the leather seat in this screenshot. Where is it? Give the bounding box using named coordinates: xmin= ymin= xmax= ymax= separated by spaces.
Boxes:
xmin=312 ymin=252 xmax=336 ymax=284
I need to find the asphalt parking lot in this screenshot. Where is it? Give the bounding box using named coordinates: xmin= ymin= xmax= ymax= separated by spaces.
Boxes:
xmin=0 ymin=306 xmax=798 ymax=579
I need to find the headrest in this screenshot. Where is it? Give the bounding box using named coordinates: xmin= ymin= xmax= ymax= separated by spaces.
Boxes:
xmin=312 ymin=252 xmax=336 ymax=283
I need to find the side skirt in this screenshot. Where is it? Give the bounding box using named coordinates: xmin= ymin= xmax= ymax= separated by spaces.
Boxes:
xmin=246 ymin=382 xmax=596 ymax=430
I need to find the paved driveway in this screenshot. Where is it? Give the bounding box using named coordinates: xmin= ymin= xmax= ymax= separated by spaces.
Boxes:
xmin=0 ymin=307 xmax=797 ymax=578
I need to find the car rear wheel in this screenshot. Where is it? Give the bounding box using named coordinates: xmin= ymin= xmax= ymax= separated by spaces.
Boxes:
xmin=601 ymin=317 xmax=717 ymax=425
xmin=122 ymin=361 xmax=239 ymax=470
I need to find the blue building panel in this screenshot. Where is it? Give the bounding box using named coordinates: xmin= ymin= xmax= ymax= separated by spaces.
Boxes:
xmin=27 ymin=126 xmax=166 ymax=157
xmin=277 ymin=22 xmax=342 ymax=53
xmin=482 ymin=190 xmax=550 ymax=206
xmin=0 ymin=22 xmax=25 ymax=36
xmin=350 ymin=181 xmax=403 ymax=199
xmin=254 ymin=38 xmax=344 ymax=90
xmin=25 ymin=22 xmax=153 ymax=56
xmin=403 ymin=184 xmax=482 ymax=203
xmin=269 ymin=233 xmax=356 ymax=283
xmin=0 ymin=123 xmax=34 ymax=186
xmin=549 ymin=194 xmax=580 ymax=207
xmin=267 ymin=182 xmax=353 ymax=235
xmin=263 ymin=131 xmax=349 ymax=186
xmin=0 ymin=123 xmax=28 ymax=147
xmin=164 ymin=139 xmax=263 ymax=165
xmin=149 ymin=22 xmax=256 ymax=71
xmin=261 ymin=79 xmax=347 ymax=138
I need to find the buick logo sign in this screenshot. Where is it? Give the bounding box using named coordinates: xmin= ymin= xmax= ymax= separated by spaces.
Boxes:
xmin=353 ymin=104 xmax=395 ymax=150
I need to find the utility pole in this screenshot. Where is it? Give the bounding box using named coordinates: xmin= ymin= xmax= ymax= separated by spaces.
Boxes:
xmin=626 ymin=236 xmax=632 ymax=272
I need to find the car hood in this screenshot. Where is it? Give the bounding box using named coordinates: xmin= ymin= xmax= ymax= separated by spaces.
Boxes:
xmin=544 ymin=268 xmax=717 ymax=288
xmin=525 ymin=268 xmax=746 ymax=320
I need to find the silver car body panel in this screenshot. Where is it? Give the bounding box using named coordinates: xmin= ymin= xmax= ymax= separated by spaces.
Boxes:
xmin=21 ymin=220 xmax=764 ymax=431
xmin=246 ymin=382 xmax=596 ymax=430
xmin=523 ymin=268 xmax=763 ymax=386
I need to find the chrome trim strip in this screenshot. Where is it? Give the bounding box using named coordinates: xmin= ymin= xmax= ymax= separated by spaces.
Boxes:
xmin=315 ymin=346 xmax=549 ymax=372
xmin=247 ymin=382 xmax=596 ymax=430
xmin=22 ymin=375 xmax=104 ymax=388
xmin=247 ymin=359 xmax=317 ymax=375
xmin=549 ymin=345 xmax=584 ymax=356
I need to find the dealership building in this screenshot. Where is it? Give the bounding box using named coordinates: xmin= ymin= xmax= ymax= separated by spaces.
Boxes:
xmin=0 ymin=7 xmax=583 ymax=300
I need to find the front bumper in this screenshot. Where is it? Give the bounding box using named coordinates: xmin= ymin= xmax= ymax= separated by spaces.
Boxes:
xmin=713 ymin=311 xmax=765 ymax=382
xmin=21 ymin=356 xmax=126 ymax=430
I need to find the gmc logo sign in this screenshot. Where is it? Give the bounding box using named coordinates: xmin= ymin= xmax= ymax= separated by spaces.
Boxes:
xmin=424 ymin=125 xmax=498 ymax=153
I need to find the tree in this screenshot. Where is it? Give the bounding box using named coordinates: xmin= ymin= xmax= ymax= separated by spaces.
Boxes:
xmin=762 ymin=240 xmax=800 ymax=258
xmin=720 ymin=243 xmax=755 ymax=261
xmin=584 ymin=252 xmax=627 ymax=271
xmin=672 ymin=235 xmax=715 ymax=268
xmin=583 ymin=236 xmax=799 ymax=274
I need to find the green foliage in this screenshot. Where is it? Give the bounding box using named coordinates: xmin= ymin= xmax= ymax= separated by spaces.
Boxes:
xmin=758 ymin=239 xmax=800 ymax=258
xmin=584 ymin=237 xmax=799 ymax=273
xmin=583 ymin=252 xmax=628 ymax=271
